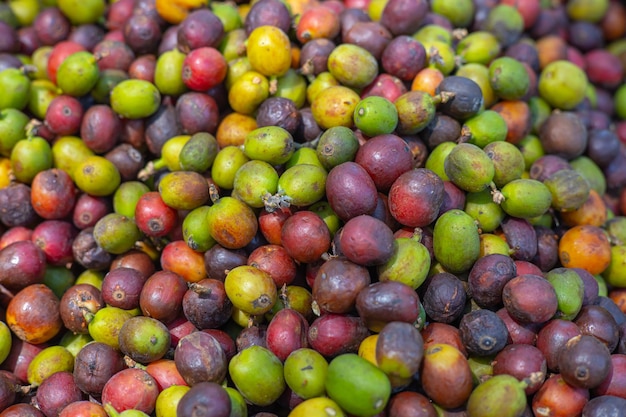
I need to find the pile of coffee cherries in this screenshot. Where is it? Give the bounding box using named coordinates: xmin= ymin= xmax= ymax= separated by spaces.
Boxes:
xmin=1 ymin=0 xmax=626 ymax=416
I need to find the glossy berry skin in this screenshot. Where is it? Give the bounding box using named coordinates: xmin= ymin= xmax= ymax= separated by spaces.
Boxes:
xmin=0 ymin=240 xmax=48 ymax=292
xmin=30 ymin=168 xmax=77 ymax=220
xmin=388 ymin=168 xmax=445 ymax=228
xmin=281 ymin=210 xmax=331 ymax=264
xmin=6 ymin=283 xmax=63 ymax=344
xmin=72 ymin=193 xmax=111 ymax=230
xmin=181 ymin=47 xmax=228 ymax=92
xmin=44 ymin=95 xmax=84 ymax=136
xmin=32 ymin=219 xmax=77 ymax=266
xmin=134 ymin=191 xmax=178 ymax=238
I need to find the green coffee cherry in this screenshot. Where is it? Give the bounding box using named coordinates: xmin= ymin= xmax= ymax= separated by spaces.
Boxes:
xmin=243 ymin=126 xmax=295 ymax=166
xmin=353 ymin=96 xmax=398 ymax=137
xmin=110 ymin=79 xmax=161 ymax=119
xmin=56 ymin=52 xmax=100 ymax=97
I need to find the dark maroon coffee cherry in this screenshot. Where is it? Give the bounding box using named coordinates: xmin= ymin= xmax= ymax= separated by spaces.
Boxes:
xmin=244 ymin=0 xmax=292 ymax=36
xmin=326 ymin=161 xmax=378 ymax=222
xmin=0 ymin=22 xmax=19 ymax=54
xmin=0 ymin=53 xmax=23 ymax=72
xmin=35 ymin=371 xmax=84 ymax=417
xmin=343 ymin=21 xmax=392 ymax=61
xmin=308 ymin=314 xmax=369 ymax=358
xmin=496 ymin=307 xmax=541 ymax=346
xmin=256 ymin=97 xmax=301 ymax=136
xmin=339 ymin=7 xmax=369 ymax=39
xmin=176 ymin=92 xmax=220 ymax=135
xmin=68 ymin=24 xmax=106 ymax=50
xmin=559 ymin=334 xmax=612 ymax=389
xmin=60 ymin=283 xmax=104 ymax=334
xmin=300 ymin=38 xmax=335 ymax=76
xmin=265 ymin=308 xmax=309 ymax=362
xmin=298 ymin=107 xmax=322 ymax=143
xmin=157 ymin=24 xmax=180 ymax=56
xmin=356 ymin=280 xmax=421 ymax=332
xmin=177 ymin=9 xmax=224 ymax=53
xmin=174 ymin=331 xmax=228 ymax=386
xmin=596 ymin=296 xmax=626 ymax=327
xmin=183 ymin=279 xmax=233 ymax=330
xmin=236 ymin=324 xmax=267 ymax=352
xmin=419 ymin=113 xmax=462 ymax=150
xmin=423 ymin=272 xmax=467 ymax=324
xmin=33 ymin=7 xmax=71 ymax=46
xmin=355 ymin=133 xmax=414 ymax=193
xmin=459 ymin=309 xmax=509 ymax=357
xmin=0 ymin=372 xmax=18 ymax=411
xmin=436 ymin=76 xmax=484 ymax=121
xmin=505 ymin=41 xmax=540 ymax=73
xmin=123 ymin=13 xmax=162 ymax=55
xmin=567 ymin=21 xmax=604 ymax=52
xmin=379 ymin=0 xmax=428 ymax=36
xmin=72 ymin=193 xmax=111 ymax=230
xmin=501 ymin=217 xmax=538 ymax=262
xmin=128 ymin=53 xmax=157 ymax=82
xmin=536 ymin=319 xmax=582 ymax=372
xmin=0 ymin=240 xmax=47 ymax=292
xmin=582 ymin=396 xmax=626 ymax=417
xmin=139 ymin=270 xmax=187 ymax=324
xmin=539 ymin=111 xmax=588 ymax=160
xmin=532 ymin=226 xmax=559 ymax=272
xmin=575 ymin=304 xmax=620 ymax=353
xmin=586 ymin=128 xmax=620 ymax=168
xmin=93 ymin=39 xmax=135 ymax=71
xmin=0 ymin=183 xmax=40 ymax=228
xmin=204 ymin=244 xmax=248 ymax=282
xmin=439 ymin=180 xmax=466 ymax=214
xmin=177 ymin=382 xmax=231 ymax=417
xmin=17 ymin=26 xmax=41 ymax=55
xmin=145 ymin=101 xmax=181 ymax=156
xmin=381 ymin=35 xmax=426 ymax=81
xmin=492 ymin=344 xmax=547 ymax=395
xmin=281 ymin=210 xmax=331 ymax=264
xmin=338 ymin=214 xmax=395 ymax=267
xmin=529 ymin=154 xmax=572 ymax=182
xmin=502 ymin=274 xmax=558 ymax=324
xmin=73 ymin=342 xmax=125 ymax=397
xmin=313 ymin=256 xmax=371 ymax=314
xmin=202 ymin=329 xmax=236 ymax=361
xmin=101 ymin=267 xmax=147 ymax=310
xmin=105 ymin=143 xmax=144 ymax=182
xmin=468 ymin=253 xmax=517 ymax=310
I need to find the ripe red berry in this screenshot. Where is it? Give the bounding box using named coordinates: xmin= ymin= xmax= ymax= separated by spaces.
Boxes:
xmin=181 ymin=47 xmax=228 ymax=91
xmin=134 ymin=191 xmax=178 ymax=238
